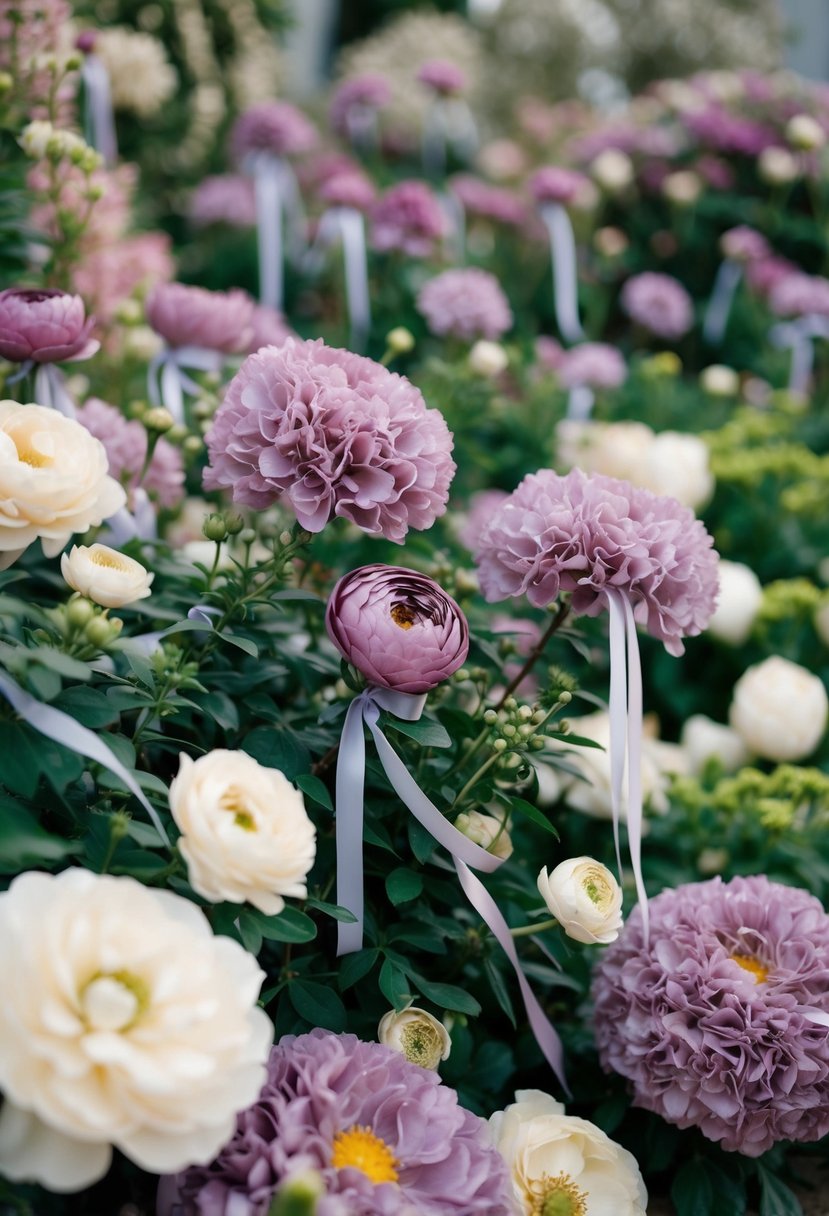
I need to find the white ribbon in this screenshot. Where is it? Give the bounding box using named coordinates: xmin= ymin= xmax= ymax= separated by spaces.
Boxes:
xmin=103 ymin=489 xmax=157 ymax=547
xmin=422 ymin=98 xmax=478 ymax=176
xmin=540 ymin=203 xmax=585 ymax=345
xmin=769 ymin=313 xmax=829 ymax=396
xmin=81 ymin=53 xmax=117 ymax=165
xmin=7 ymin=360 xmax=77 ymax=417
xmin=703 ymin=259 xmax=743 ymax=346
xmin=303 ymin=207 xmax=371 ymax=349
xmin=250 ymin=153 xmax=307 ymax=312
xmin=566 ymin=383 xmax=595 ymax=421
xmin=345 ymin=104 xmax=380 ymax=155
xmin=147 ymin=345 xmax=224 ymax=424
xmin=439 ymin=189 xmax=466 ymax=264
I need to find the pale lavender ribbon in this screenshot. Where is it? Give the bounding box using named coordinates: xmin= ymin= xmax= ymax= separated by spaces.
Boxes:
xmin=345 ymin=103 xmax=380 ymax=155
xmin=539 ymin=203 xmax=585 ymax=345
xmin=335 ymin=685 xmax=569 ymax=1090
xmin=303 ymin=207 xmax=371 ymax=349
xmin=81 ymin=53 xmax=118 ymax=165
xmin=422 ymin=98 xmax=478 ymax=176
xmin=769 ymin=313 xmax=829 ymax=395
xmin=0 ymin=669 xmax=170 ymax=845
xmin=566 ymin=383 xmax=595 ymax=421
xmin=250 ymin=153 xmax=306 ymax=312
xmin=147 ymin=345 xmax=224 ymax=424
xmin=7 ymin=361 xmax=76 ymax=418
xmin=103 ymin=489 xmax=157 ymax=547
xmin=703 ymin=258 xmax=743 ymax=346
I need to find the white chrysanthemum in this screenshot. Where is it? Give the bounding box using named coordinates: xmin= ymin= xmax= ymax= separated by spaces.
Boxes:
xmin=681 ymin=714 xmax=750 ymax=775
xmin=0 ymin=869 xmax=272 ymax=1192
xmin=729 ymin=657 xmax=828 ymax=762
xmin=96 ymin=27 xmax=177 ymax=117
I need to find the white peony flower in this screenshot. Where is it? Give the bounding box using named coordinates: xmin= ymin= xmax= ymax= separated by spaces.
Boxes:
xmin=681 ymin=714 xmax=750 ymax=775
xmin=169 ymin=750 xmax=316 ymax=915
xmin=95 ymin=27 xmax=177 ymax=117
xmin=454 ymin=809 xmax=513 ymax=859
xmin=490 ymin=1089 xmax=647 ymax=1216
xmin=0 ymin=401 xmax=126 ymax=570
xmin=707 ymin=559 xmax=762 ymax=645
xmin=537 ymin=856 xmax=623 ymax=944
xmin=61 ymin=543 xmax=154 ymax=608
xmin=377 ymin=1006 xmax=451 ymax=1070
xmin=662 ymin=169 xmax=703 ymax=206
xmin=700 ymin=364 xmax=739 ymax=397
xmin=634 ymin=430 xmax=714 ymax=511
xmin=758 ymin=146 xmax=799 ymax=184
xmin=729 ymin=656 xmax=829 ymax=762
xmin=468 ymin=339 xmax=508 ymax=377
xmin=0 ymin=868 xmax=272 ymax=1192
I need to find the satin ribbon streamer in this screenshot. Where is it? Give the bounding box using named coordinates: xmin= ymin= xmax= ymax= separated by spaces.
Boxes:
xmin=147 ymin=345 xmax=223 ymax=424
xmin=422 ymin=99 xmax=478 ymax=176
xmin=304 ymin=207 xmax=371 ymax=349
xmin=251 ymin=154 xmax=306 ymax=312
xmin=702 ymin=258 xmax=743 ymax=346
xmin=566 ymin=383 xmax=594 ymax=422
xmin=335 ymin=686 xmax=569 ymax=1091
xmin=103 ymin=489 xmax=157 ymax=548
xmin=769 ymin=313 xmax=829 ymax=396
xmin=540 ymin=203 xmax=585 ymax=345
xmin=7 ymin=361 xmax=76 ymax=417
xmin=0 ymin=670 xmax=170 ymax=845
xmin=81 ymin=53 xmax=118 ymax=164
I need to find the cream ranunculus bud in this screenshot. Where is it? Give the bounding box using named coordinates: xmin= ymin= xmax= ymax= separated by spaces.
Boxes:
xmin=681 ymin=714 xmax=750 ymax=775
xmin=729 ymin=656 xmax=829 ymax=762
xmin=707 ymin=559 xmax=762 ymax=645
xmin=0 ymin=401 xmax=126 ymax=570
xmin=700 ymin=363 xmax=740 ymax=397
xmin=60 ymin=543 xmax=154 ymax=608
xmin=377 ymin=1006 xmax=451 ymax=1070
xmin=590 ymin=148 xmax=634 ymax=193
xmin=169 ymin=750 xmax=316 ymax=915
xmin=490 ymin=1090 xmax=647 ymax=1216
xmin=635 ymin=431 xmax=714 ymax=511
xmin=662 ymin=169 xmax=703 ymax=206
xmin=786 ymin=113 xmax=825 ymax=151
xmin=454 ymin=809 xmax=513 ymax=859
xmin=537 ymin=856 xmax=623 ymax=945
xmin=758 ymin=145 xmax=799 ymax=185
xmin=468 ymin=339 xmax=508 ymax=378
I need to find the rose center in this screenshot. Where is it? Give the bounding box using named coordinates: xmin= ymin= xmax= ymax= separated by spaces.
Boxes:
xmin=331 ymin=1125 xmax=399 ymax=1184
xmin=583 ymin=869 xmax=613 ymax=908
xmin=730 ymin=953 xmax=770 ymax=984
xmin=15 ymin=437 xmax=54 ymax=468
xmin=219 ymin=785 xmax=256 ymax=831
xmin=400 ymin=1020 xmax=443 ymax=1069
xmin=90 ymin=550 xmax=130 ymax=571
xmin=390 ymin=602 xmax=418 ymax=630
xmin=80 ymin=971 xmax=149 ymax=1032
xmin=531 ymin=1173 xmax=589 ymax=1216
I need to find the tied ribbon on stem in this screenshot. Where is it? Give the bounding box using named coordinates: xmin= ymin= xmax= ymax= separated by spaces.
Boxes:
xmin=147 ymin=345 xmax=224 ymax=424
xmin=7 ymin=361 xmax=77 ymax=418
xmin=769 ymin=313 xmax=829 ymax=396
xmin=303 ymin=207 xmax=371 ymax=350
xmin=539 ymin=203 xmax=584 ymax=346
xmin=81 ymin=52 xmax=118 ymax=165
xmin=703 ymin=258 xmax=743 ymax=346
xmin=335 ymin=685 xmax=569 ymax=1092
xmin=421 ymin=98 xmax=478 ymax=177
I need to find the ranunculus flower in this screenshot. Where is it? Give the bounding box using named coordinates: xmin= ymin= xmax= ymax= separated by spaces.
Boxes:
xmin=491 ymin=1089 xmax=647 ymax=1215
xmin=0 ymin=401 xmax=126 ymax=570
xmin=729 ymin=656 xmax=828 ymax=761
xmin=680 ymin=713 xmax=750 ymax=775
xmin=707 ymin=559 xmax=763 ymax=645
xmin=537 ymin=856 xmax=624 ymax=944
xmin=169 ymin=750 xmax=316 ymax=916
xmin=145 ymin=282 xmax=255 ymax=353
xmin=0 ymin=868 xmax=272 ymax=1192
xmin=61 ymin=542 xmax=154 ymax=607
xmin=377 ymin=1006 xmax=451 ymax=1070
xmin=0 ymin=287 xmax=98 ymax=363
xmin=454 ymin=809 xmax=514 ymax=859
xmin=325 ymin=564 xmax=469 ymax=694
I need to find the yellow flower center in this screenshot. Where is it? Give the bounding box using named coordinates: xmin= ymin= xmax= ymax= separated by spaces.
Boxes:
xmin=15 ymin=436 xmax=53 ymax=468
xmin=331 ymin=1125 xmax=399 ymax=1184
xmin=390 ymin=602 xmax=418 ymax=629
xmin=219 ymin=784 xmax=256 ymax=831
xmin=80 ymin=970 xmax=149 ymax=1032
xmin=90 ymin=549 xmax=130 ymax=570
xmin=730 ymin=953 xmax=769 ymax=984
xmin=582 ymin=867 xmax=613 ymax=908
xmin=530 ymin=1173 xmax=589 ymax=1216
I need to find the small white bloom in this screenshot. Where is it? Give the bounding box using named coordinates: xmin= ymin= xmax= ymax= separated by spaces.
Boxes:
xmin=662 ymin=170 xmax=703 ymax=206
xmin=590 ymin=148 xmax=634 ymax=193
xmin=729 ymin=656 xmax=829 ymax=762
xmin=681 ymin=714 xmax=750 ymax=775
xmin=786 ymin=113 xmax=825 ymax=151
xmin=123 ymin=324 xmax=163 ymax=361
xmin=700 ymin=364 xmax=739 ymax=397
xmin=537 ymin=856 xmax=623 ymax=945
xmin=169 ymin=750 xmax=316 ymax=915
xmin=377 ymin=1006 xmax=451 ymax=1070
xmin=0 ymin=868 xmax=271 ymax=1192
xmin=454 ymin=809 xmax=513 ymax=859
xmin=758 ymin=146 xmax=799 ymax=185
xmin=491 ymin=1089 xmax=647 ymax=1216
xmin=46 ymin=129 xmax=88 ymax=161
xmin=708 ymin=559 xmax=763 ymax=646
xmin=593 ymin=225 xmax=629 ymax=257
xmin=95 ymin=27 xmax=177 ymax=117
xmin=19 ymin=120 xmax=55 ymax=159
xmin=468 ymin=339 xmax=508 ymax=378
xmin=635 ymin=430 xmax=714 ymax=511
xmin=61 ymin=543 xmax=154 ymax=608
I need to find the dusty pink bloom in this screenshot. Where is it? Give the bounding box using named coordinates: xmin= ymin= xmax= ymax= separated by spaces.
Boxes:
xmin=29 ymin=162 xmax=134 ymax=251
xmin=246 ymin=305 xmax=295 ymax=354
xmin=534 ymin=335 xmax=567 ymax=374
xmin=0 ymin=288 xmax=97 ymax=363
xmin=769 ymin=272 xmax=829 ymax=317
xmin=74 ymin=233 xmax=174 ymax=327
xmin=370 ymin=180 xmax=447 ymax=257
xmin=190 ymin=175 xmax=257 ymax=228
xmin=417 ymin=268 xmax=513 ymax=341
xmin=720 ymin=225 xmax=770 ymax=262
xmin=76 ymin=397 xmax=184 ymax=510
xmin=417 ymin=58 xmax=467 ymax=96
xmin=694 ymin=155 xmax=736 ymax=190
xmin=449 ymin=174 xmax=527 ymax=226
xmin=231 ymin=102 xmax=318 ymax=162
xmin=329 ymin=74 xmax=391 ymax=136
xmin=683 ymin=105 xmax=778 ymax=155
xmin=318 ymin=169 xmax=376 ymax=212
xmin=326 ymin=565 xmax=469 ymax=693
xmin=0 ymin=0 xmax=72 ymax=116
xmin=146 ymin=283 xmax=255 ymax=353
xmin=559 ymin=343 xmax=627 ymax=391
xmin=204 ymin=338 xmax=455 ymax=540
xmin=621 ymin=272 xmax=694 ymax=340
xmin=475 ymin=467 xmax=718 ymax=656
xmin=530 ymin=166 xmax=592 ymax=207
xmin=745 ymin=254 xmax=799 ymax=298
xmin=457 ymin=489 xmax=510 ymax=554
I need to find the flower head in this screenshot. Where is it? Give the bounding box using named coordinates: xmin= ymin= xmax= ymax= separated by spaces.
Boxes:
xmin=146 ymin=282 xmax=255 ymax=353
xmin=204 ymin=339 xmax=455 ymax=541
xmin=246 ymin=304 xmax=295 ymax=354
xmin=76 ymin=397 xmax=184 ymax=510
xmin=329 ymin=74 xmax=391 ymax=135
xmin=417 ymin=268 xmax=513 ymax=342
xmin=538 ymin=856 xmax=624 ymax=945
xmin=370 ymin=180 xmax=447 ymax=257
xmin=0 ymin=288 xmax=98 ymax=364
xmin=325 ymin=564 xmax=469 ymax=694
xmin=161 ymin=1028 xmax=512 ymax=1216
xmin=190 ymin=175 xmax=257 ymax=228
xmin=719 ymin=225 xmax=769 ymax=263
xmin=231 ymin=101 xmax=318 ymax=162
xmin=530 ymin=166 xmax=592 ymax=207
xmin=729 ymin=656 xmax=828 ymax=761
xmin=377 ymin=1007 xmax=451 ymax=1070
xmin=95 ymin=26 xmax=177 ymax=117
xmin=318 ymin=168 xmax=376 ymax=212
xmin=592 ymin=874 xmax=829 ymax=1156
xmin=621 ymin=272 xmax=694 ymax=340
xmin=449 ymin=174 xmax=527 ymax=227
xmin=475 ymin=468 xmax=719 ymax=655
xmin=559 ymin=343 xmax=627 ymax=391
xmin=769 ymin=272 xmax=829 ymax=318
xmin=417 ymin=58 xmax=467 ymax=96
xmin=61 ymin=543 xmax=154 ymax=608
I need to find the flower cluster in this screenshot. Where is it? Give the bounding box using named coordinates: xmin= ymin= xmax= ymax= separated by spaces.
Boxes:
xmin=416 ymin=268 xmax=513 ymax=341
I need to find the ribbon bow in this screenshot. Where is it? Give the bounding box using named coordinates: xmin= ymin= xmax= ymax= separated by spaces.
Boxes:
xmin=147 ymin=345 xmax=224 ymax=424
xmin=7 ymin=361 xmax=77 ymax=418
xmin=769 ymin=313 xmax=829 ymax=396
xmin=335 ymin=685 xmax=569 ymax=1091
xmin=539 ymin=203 xmax=585 ymax=346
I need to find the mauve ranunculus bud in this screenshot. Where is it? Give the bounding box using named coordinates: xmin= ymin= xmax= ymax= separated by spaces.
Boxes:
xmin=145 ymin=282 xmax=255 ymax=353
xmin=0 ymin=288 xmax=98 ymax=364
xmin=325 ymin=564 xmax=469 ymax=694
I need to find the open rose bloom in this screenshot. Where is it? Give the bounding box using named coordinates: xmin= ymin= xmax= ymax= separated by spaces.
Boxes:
xmin=0 ymin=288 xmax=99 ymax=364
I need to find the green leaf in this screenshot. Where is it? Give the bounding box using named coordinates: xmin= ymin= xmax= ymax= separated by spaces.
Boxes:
xmin=193 ymin=691 xmax=239 ymax=731
xmin=483 ymin=957 xmax=516 ymax=1026
xmin=0 ymin=800 xmax=75 ymax=871
xmin=562 ymin=734 xmax=606 ymax=751
xmin=384 ymin=716 xmax=452 ymax=748
xmin=385 ymin=867 xmax=423 ymax=905
xmin=304 ymin=898 xmax=357 ymax=923
xmin=53 ymin=686 xmax=120 ymax=729
xmin=503 ymin=796 xmax=559 ymax=837
xmin=671 ymin=1161 xmax=714 ymax=1216
xmin=758 ymin=1166 xmax=803 ymax=1216
xmin=238 ymin=912 xmax=263 ymax=955
xmin=411 ymin=977 xmax=481 ymax=1016
xmin=339 ymin=948 xmax=379 ymax=990
xmin=27 ymin=647 xmax=93 ymax=682
xmin=0 ymin=721 xmax=45 ymax=797
xmin=252 ymin=906 xmax=317 ymax=944
xmin=219 ymin=631 xmax=258 ymax=658
xmin=289 ymin=980 xmax=347 ymax=1031
xmin=295 ymin=773 xmax=333 ymax=811
xmin=407 ymin=817 xmax=436 ymax=864
xmin=243 ymin=727 xmax=310 ymax=780
xmin=379 ymin=958 xmax=412 ymax=1009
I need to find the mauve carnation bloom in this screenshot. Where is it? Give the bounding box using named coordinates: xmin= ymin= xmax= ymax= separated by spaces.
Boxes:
xmin=0 ymin=288 xmax=98 ymax=364
xmin=160 ymin=1029 xmax=511 ymax=1216
xmin=449 ymin=174 xmax=527 ymax=227
xmin=720 ymin=225 xmax=770 ymax=263
xmin=146 ymin=283 xmax=255 ymax=354
xmin=370 ymin=181 xmax=446 ymax=257
xmin=592 ymin=875 xmax=829 ymax=1156
xmin=530 ymin=166 xmax=592 ymax=207
xmin=416 ymin=269 xmax=513 ymax=342
xmin=475 ymin=468 xmax=718 ymax=656
xmin=621 ymin=272 xmax=695 ymax=340
xmin=559 ymin=343 xmax=627 ymax=391
xmin=326 ymin=564 xmax=469 ymax=694
xmin=769 ymin=272 xmax=829 ymax=318
xmin=329 ymin=74 xmax=391 ymax=135
xmin=745 ymin=255 xmax=799 ymax=299
xmin=190 ymin=175 xmax=257 ymax=228
xmin=417 ymin=58 xmax=467 ymax=96
xmin=457 ymin=488 xmax=509 ymax=553
xmin=231 ymin=101 xmax=318 ymax=162
xmin=683 ymin=105 xmax=778 ymax=156
xmin=204 ymin=339 xmax=455 ymax=540
xmin=319 ymin=169 xmax=376 ymax=212
xmin=75 ymin=398 xmax=184 ymax=510
xmin=534 ymin=336 xmax=566 ymax=373
xmin=246 ymin=304 xmax=295 ymax=354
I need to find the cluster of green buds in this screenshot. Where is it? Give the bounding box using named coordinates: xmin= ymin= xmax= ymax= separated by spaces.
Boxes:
xmin=128 ymin=399 xmax=203 ymax=459
xmin=637 ymin=351 xmax=682 ymax=380
xmin=202 ymin=510 xmax=246 ymax=545
xmin=41 ymin=594 xmax=123 ymax=658
xmin=149 ymin=643 xmax=203 ymax=697
xmin=482 ymin=693 xmax=572 ymax=772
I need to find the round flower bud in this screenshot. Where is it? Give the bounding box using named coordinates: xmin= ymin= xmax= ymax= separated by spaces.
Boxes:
xmin=681 ymin=714 xmax=750 ymax=775
xmin=758 ymin=146 xmax=799 ymax=185
xmin=85 ymin=615 xmax=122 ymax=648
xmin=468 ymin=340 xmax=508 ymax=378
xmin=786 ymin=113 xmax=825 ymax=151
xmin=729 ymin=656 xmax=828 ymax=761
xmin=325 ymin=565 xmax=469 ymax=695
xmin=65 ymin=595 xmax=97 ymax=629
xmin=707 ymin=559 xmax=762 ymax=646
xmin=377 ymin=1006 xmax=451 ymax=1070
xmin=19 ymin=119 xmax=55 ymax=159
xmin=169 ymin=750 xmax=316 ymax=915
xmin=537 ymin=857 xmax=624 ymax=945
xmin=593 ymin=225 xmax=629 ymax=258
xmin=203 ymin=513 xmax=228 ymax=542
xmin=700 ymin=364 xmax=739 ymax=397
xmin=662 ymin=170 xmax=703 ymax=206
xmin=590 ymin=148 xmax=634 ymax=194
xmin=454 ymin=810 xmax=513 ymax=859
xmin=386 ymin=326 xmax=415 ymax=354
xmin=61 ymin=544 xmax=154 ymax=609
xmin=143 ymin=406 xmax=174 ymax=434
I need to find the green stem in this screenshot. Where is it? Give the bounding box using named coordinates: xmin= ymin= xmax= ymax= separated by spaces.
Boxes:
xmin=449 ymin=750 xmax=502 ymax=812
xmin=510 ymin=917 xmax=558 ymax=938
xmin=493 ymin=600 xmax=570 ymax=710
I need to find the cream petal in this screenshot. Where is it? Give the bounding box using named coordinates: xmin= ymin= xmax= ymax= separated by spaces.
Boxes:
xmin=0 ymin=1101 xmax=111 ymax=1193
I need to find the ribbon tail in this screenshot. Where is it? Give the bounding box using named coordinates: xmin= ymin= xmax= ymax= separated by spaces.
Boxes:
xmin=82 ymin=54 xmax=118 ymax=164
xmin=621 ymin=595 xmax=649 ymax=943
xmin=338 ymin=208 xmax=371 ymax=351
xmin=607 ymin=591 xmax=627 ymax=881
xmin=336 ymin=697 xmax=370 ymax=955
xmin=566 ymin=383 xmax=594 ymax=421
xmin=160 ymin=359 xmax=185 ymax=424
xmin=45 ymin=365 xmax=76 ymax=418
xmin=790 ymin=331 xmax=813 ymax=396
xmin=422 ymin=100 xmax=447 ymax=177
xmin=703 ymin=259 xmax=742 ymax=346
xmin=5 ymin=360 xmax=33 ymax=389
xmin=254 ymin=155 xmax=283 ymax=311
xmin=542 ymin=204 xmax=584 ymax=345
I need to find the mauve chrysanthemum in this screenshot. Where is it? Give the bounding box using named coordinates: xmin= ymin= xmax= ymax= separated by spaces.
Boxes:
xmin=559 ymin=342 xmax=627 ymax=391
xmin=76 ymin=397 xmax=184 ymax=510
xmin=449 ymin=174 xmax=527 ymax=227
xmin=370 ymin=181 xmax=446 ymax=258
xmin=146 ymin=283 xmax=255 ymax=354
xmin=159 ymin=1029 xmax=512 ymax=1216
xmin=621 ymin=272 xmax=694 ymax=340
xmin=231 ymin=101 xmax=318 ymax=162
xmin=318 ymin=169 xmax=376 ymax=212
xmin=190 ymin=175 xmax=257 ymax=229
xmin=769 ymin=272 xmax=829 ymax=318
xmin=416 ymin=268 xmax=513 ymax=342
xmin=530 ymin=166 xmax=592 ymax=207
xmin=417 ymin=58 xmax=467 ymax=96
xmin=475 ymin=468 xmax=718 ymax=656
xmin=592 ymin=875 xmax=829 ymax=1157
xmin=329 ymin=74 xmax=391 ymax=136
xmin=203 ymin=339 xmax=455 ymax=541
xmin=719 ymin=225 xmax=769 ymax=263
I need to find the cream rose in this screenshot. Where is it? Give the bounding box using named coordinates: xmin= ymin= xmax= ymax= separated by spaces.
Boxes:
xmin=468 ymin=339 xmax=508 ymax=378
xmin=700 ymin=364 xmax=740 ymax=397
xmin=681 ymin=714 xmax=750 ymax=775
xmin=635 ymin=430 xmax=714 ymax=511
xmin=707 ymin=559 xmax=762 ymax=645
xmin=0 ymin=401 xmax=125 ymax=570
xmin=454 ymin=809 xmax=514 ymax=859
xmin=729 ymin=656 xmax=829 ymax=762
xmin=169 ymin=750 xmax=316 ymax=915
xmin=537 ymin=857 xmax=623 ymax=944
xmin=61 ymin=543 xmax=154 ymax=608
xmin=490 ymin=1089 xmax=647 ymax=1216
xmin=0 ymin=868 xmax=272 ymax=1192
xmin=377 ymin=1006 xmax=451 ymax=1070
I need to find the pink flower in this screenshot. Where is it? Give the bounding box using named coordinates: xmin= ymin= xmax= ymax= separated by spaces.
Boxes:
xmin=417 ymin=268 xmax=513 ymax=341
xmin=146 ymin=283 xmax=255 ymax=353
xmin=769 ymin=272 xmax=829 ymax=317
xmin=457 ymin=489 xmax=510 ymax=553
xmin=74 ymin=232 xmax=174 ymax=327
xmin=318 ymin=169 xmax=376 ymax=212
xmin=0 ymin=288 xmax=98 ymax=364
xmin=231 ymin=101 xmax=318 ymax=162
xmin=720 ymin=225 xmax=770 ymax=262
xmin=329 ymin=74 xmax=391 ymax=136
xmin=534 ymin=336 xmax=567 ymax=373
xmin=189 ymin=175 xmax=257 ymax=228
xmin=370 ymin=180 xmax=447 ymax=257
xmin=76 ymin=397 xmax=184 ymax=510
xmin=246 ymin=304 xmax=295 ymax=354
xmin=204 ymin=338 xmax=455 ymax=541
xmin=621 ymin=272 xmax=694 ymax=340
xmin=449 ymin=174 xmax=527 ymax=227
xmin=417 ymin=58 xmax=467 ymax=96
xmin=326 ymin=565 xmax=469 ymax=694
xmin=559 ymin=343 xmax=627 ymax=391
xmin=530 ymin=166 xmax=592 ymax=207
xmin=745 ymin=255 xmax=799 ymax=298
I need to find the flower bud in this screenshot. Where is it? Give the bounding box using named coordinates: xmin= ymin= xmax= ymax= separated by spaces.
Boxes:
xmin=786 ymin=113 xmax=825 ymax=151
xmin=66 ymin=595 xmax=97 ymax=629
xmin=386 ymin=326 xmax=415 ymax=354
xmin=729 ymin=656 xmax=828 ymax=762
xmin=85 ymin=614 xmax=122 ymax=648
xmin=662 ymin=170 xmax=702 ymax=206
xmin=224 ymin=512 xmax=245 ymax=536
xmin=537 ymin=857 xmax=623 ymax=944
xmin=454 ymin=809 xmax=513 ymax=859
xmin=590 ymin=148 xmax=634 ymax=193
xmin=468 ymin=340 xmax=508 ymax=378
xmin=377 ymin=1006 xmax=451 ymax=1070
xmin=593 ymin=226 xmax=628 ymax=258
xmin=61 ymin=544 xmax=154 ymax=609
xmin=143 ymin=407 xmax=174 ymax=434
xmin=19 ymin=119 xmax=55 ymax=159
xmin=183 ymin=435 xmax=203 ymax=456
xmin=203 ymin=514 xmax=228 ymax=542
xmin=758 ymin=146 xmax=799 ymax=185
xmin=700 ymin=364 xmax=739 ymax=397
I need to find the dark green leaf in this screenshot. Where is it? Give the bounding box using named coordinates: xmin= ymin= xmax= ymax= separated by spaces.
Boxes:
xmin=243 ymin=727 xmax=310 ymax=780
xmin=295 ymin=773 xmax=333 ymax=811
xmin=385 ymin=867 xmax=423 ymax=905
xmin=504 ymin=796 xmax=559 ymax=837
xmin=483 ymin=957 xmax=516 ymax=1026
xmin=0 ymin=800 xmax=75 ymax=871
xmin=219 ymin=631 xmax=258 ymax=658
xmin=412 ymin=977 xmax=481 ymax=1016
xmin=384 ymin=716 xmax=452 ymax=748
xmin=339 ymin=948 xmax=379 ymax=990
xmin=671 ymin=1161 xmax=714 ymax=1216
xmin=379 ymin=958 xmax=412 ymax=1009
xmin=758 ymin=1166 xmax=803 ymax=1216
xmin=247 ymin=906 xmax=317 ymax=943
xmin=238 ymin=912 xmax=263 ymax=955
xmin=54 ymin=686 xmax=119 ymax=729
xmin=289 ymin=980 xmax=347 ymax=1031
xmin=304 ymin=898 xmax=357 ymax=923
